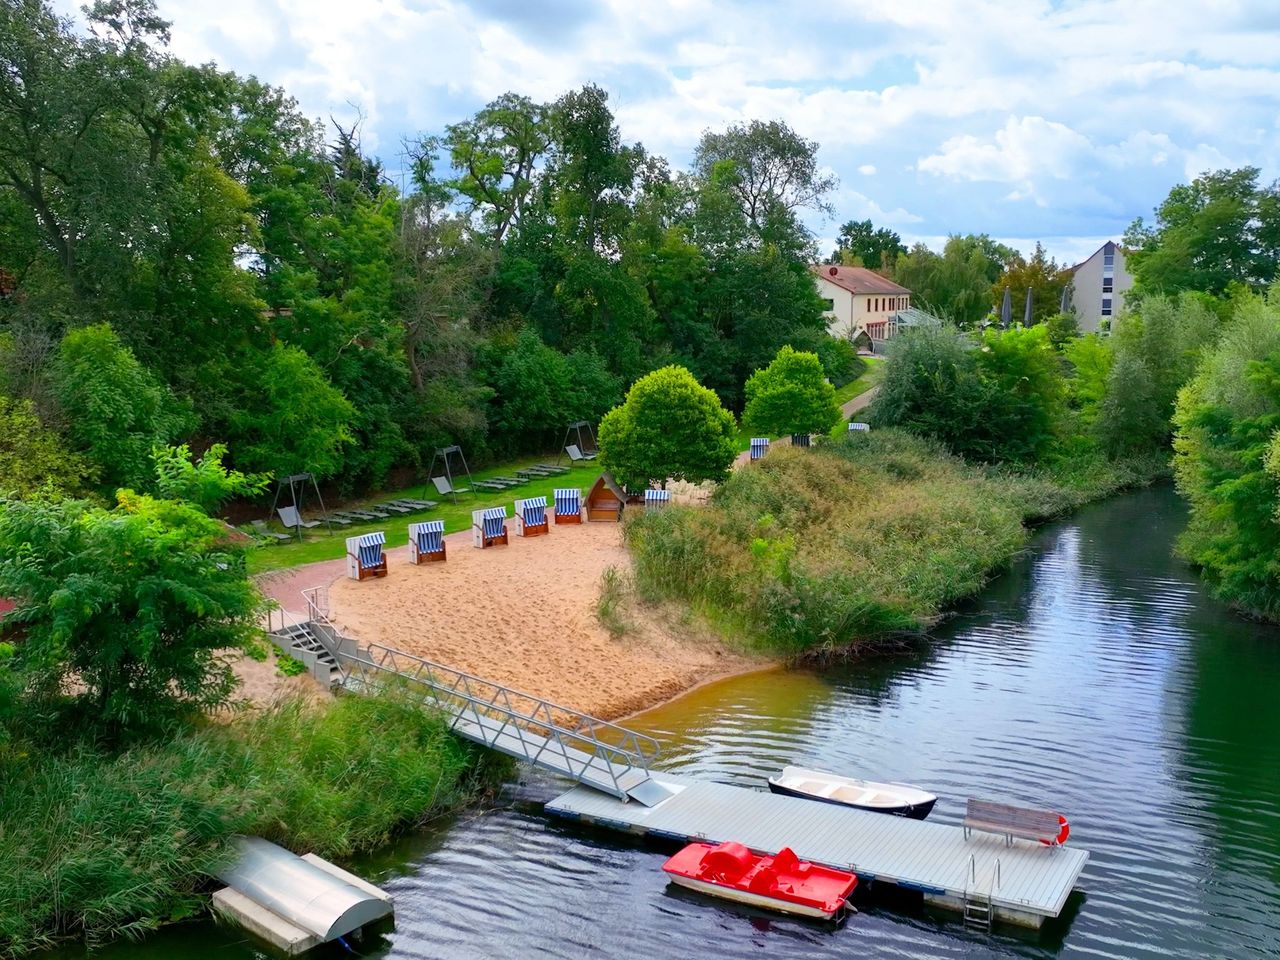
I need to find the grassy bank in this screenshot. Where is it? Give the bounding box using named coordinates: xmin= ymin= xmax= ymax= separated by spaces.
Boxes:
xmin=624 ymin=429 xmax=1167 ymax=656
xmin=0 ymin=691 xmax=505 ymax=958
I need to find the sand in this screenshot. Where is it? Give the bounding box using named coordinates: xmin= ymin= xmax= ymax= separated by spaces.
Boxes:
xmin=325 ymin=520 xmax=755 ymax=720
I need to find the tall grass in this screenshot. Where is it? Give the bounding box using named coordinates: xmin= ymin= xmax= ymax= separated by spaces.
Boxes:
xmin=0 ymin=692 xmax=502 ymax=958
xmin=625 ymin=429 xmax=1166 ymax=656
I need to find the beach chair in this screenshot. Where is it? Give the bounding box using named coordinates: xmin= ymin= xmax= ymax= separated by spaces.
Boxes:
xmin=433 ymin=475 xmax=471 ymax=499
xmin=277 ymin=505 xmax=320 ymax=530
xmin=566 ymin=444 xmax=596 ymax=463
xmin=553 ymin=488 xmax=583 ymax=524
xmin=346 ymin=531 xmax=388 ymax=580
xmin=325 ymin=513 xmax=354 ymax=526
xmin=377 ymin=501 xmax=413 ymax=514
xmin=392 ymin=498 xmax=438 ymax=511
xmin=472 ymin=506 xmax=509 ymax=549
xmin=644 ymin=489 xmax=672 ymax=509
xmin=750 ymin=438 xmax=769 ymax=461
xmin=472 ymin=478 xmax=512 ymax=492
xmin=848 ymin=421 xmax=871 ymax=433
xmin=537 ymin=463 xmax=570 ymax=475
xmin=514 ymin=496 xmax=550 ymax=537
xmin=250 ymin=519 xmax=290 ymax=543
xmin=337 ymin=507 xmax=384 ymax=521
xmin=790 ymin=433 xmax=812 ymax=448
xmin=409 ymin=519 xmax=446 ymax=564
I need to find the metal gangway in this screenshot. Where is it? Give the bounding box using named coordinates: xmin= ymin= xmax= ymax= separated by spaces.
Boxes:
xmin=266 ymin=588 xmax=671 ymax=806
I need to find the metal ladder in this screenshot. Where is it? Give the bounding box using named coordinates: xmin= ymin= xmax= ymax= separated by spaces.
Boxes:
xmin=962 ymin=855 xmax=1000 ymax=933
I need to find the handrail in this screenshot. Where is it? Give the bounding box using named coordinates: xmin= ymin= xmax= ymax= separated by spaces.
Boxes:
xmin=340 ymin=647 xmax=656 ymax=796
xmin=360 ymin=642 xmax=662 ymax=761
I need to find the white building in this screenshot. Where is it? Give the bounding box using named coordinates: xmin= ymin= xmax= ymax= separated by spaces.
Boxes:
xmin=811 ymin=265 xmax=912 ymax=345
xmin=1067 ymin=241 xmax=1134 ymax=333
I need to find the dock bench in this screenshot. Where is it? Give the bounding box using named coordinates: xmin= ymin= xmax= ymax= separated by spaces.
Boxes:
xmin=963 ymin=799 xmax=1067 ymax=847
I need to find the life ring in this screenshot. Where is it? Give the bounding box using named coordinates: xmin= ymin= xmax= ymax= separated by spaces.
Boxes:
xmin=1040 ymin=815 xmax=1070 ymax=846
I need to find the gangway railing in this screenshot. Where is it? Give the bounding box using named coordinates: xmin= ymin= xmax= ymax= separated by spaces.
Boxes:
xmin=339 ymin=642 xmax=661 ymax=799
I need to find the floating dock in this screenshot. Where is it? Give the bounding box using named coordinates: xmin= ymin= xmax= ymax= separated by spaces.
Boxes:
xmin=547 ymin=774 xmax=1088 ymax=929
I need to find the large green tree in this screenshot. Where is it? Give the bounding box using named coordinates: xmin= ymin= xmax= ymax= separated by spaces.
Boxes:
xmin=829 ymin=220 xmax=905 ymax=270
xmin=598 ymin=365 xmax=737 ymax=489
xmin=0 ymin=395 xmax=94 ymax=498
xmin=1124 ymin=167 xmax=1280 ymax=295
xmin=743 ymin=346 xmax=840 ymax=436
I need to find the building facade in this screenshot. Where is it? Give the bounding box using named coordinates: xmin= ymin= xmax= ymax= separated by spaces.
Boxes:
xmin=1068 ymin=241 xmax=1133 ymax=333
xmin=811 ymin=265 xmax=911 ymax=344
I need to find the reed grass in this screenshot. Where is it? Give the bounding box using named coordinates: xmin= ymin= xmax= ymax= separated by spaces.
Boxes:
xmin=595 ymin=565 xmax=634 ymax=638
xmin=625 ymin=429 xmax=1167 ymax=656
xmin=0 ymin=691 xmax=502 ymax=958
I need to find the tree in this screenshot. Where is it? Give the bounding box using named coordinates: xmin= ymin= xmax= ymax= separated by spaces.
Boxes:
xmin=228 ymin=343 xmax=355 ymax=478
xmin=991 ymin=242 xmax=1071 ymax=326
xmin=743 ymin=346 xmax=840 ymax=436
xmin=1124 ymin=167 xmax=1280 ymax=295
xmin=54 ymin=324 xmax=190 ymax=490
xmin=829 ymin=220 xmax=905 ymax=270
xmin=892 ymin=237 xmax=999 ymax=326
xmin=0 ymin=395 xmax=94 ymax=498
xmin=972 ymin=325 xmax=1065 ymax=462
xmin=1063 ymin=334 xmax=1112 ymax=429
xmin=152 ymin=443 xmax=269 ymax=515
xmin=1172 ymin=293 xmax=1280 ymax=616
xmin=0 ymin=491 xmax=266 ymax=739
xmin=598 ymin=365 xmax=737 ymax=489
xmin=693 ymin=120 xmax=836 ymax=231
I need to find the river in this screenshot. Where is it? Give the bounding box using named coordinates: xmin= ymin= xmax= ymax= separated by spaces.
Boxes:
xmin=54 ymin=485 xmax=1280 ymax=958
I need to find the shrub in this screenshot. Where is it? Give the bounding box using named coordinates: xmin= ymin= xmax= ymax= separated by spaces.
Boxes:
xmin=742 ymin=345 xmax=840 ymax=437
xmin=0 ymin=396 xmax=94 ymax=498
xmin=598 ymin=365 xmax=737 ymax=490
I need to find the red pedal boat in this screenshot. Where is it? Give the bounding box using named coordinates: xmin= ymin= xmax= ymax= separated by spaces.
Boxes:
xmin=662 ymin=841 xmax=857 ymax=920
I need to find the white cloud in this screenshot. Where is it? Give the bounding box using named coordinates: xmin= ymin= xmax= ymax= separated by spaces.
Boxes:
xmin=50 ymin=0 xmax=1280 ymax=250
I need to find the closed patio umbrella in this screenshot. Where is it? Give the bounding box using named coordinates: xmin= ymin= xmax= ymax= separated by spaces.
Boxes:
xmin=1000 ymin=287 xmax=1012 ymax=329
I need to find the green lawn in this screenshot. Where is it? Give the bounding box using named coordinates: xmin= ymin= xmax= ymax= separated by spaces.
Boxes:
xmin=246 ymin=456 xmax=603 ymax=573
xmin=833 ymin=355 xmax=884 ymax=407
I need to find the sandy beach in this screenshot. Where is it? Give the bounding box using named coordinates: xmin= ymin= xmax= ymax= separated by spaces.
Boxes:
xmin=321 ymin=519 xmax=755 ymax=720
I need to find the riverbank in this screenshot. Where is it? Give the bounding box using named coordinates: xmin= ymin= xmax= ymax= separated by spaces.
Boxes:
xmin=624 ymin=428 xmax=1170 ymax=656
xmin=0 ymin=692 xmax=506 ymax=960
xmin=325 ymin=520 xmax=759 ymax=720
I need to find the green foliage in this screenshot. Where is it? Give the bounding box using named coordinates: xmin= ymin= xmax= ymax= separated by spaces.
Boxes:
xmin=0 ymin=691 xmax=496 ymax=957
xmin=625 ymin=430 xmax=1163 ymax=655
xmin=229 ymin=343 xmax=355 ymax=478
xmin=1063 ymin=334 xmax=1113 ymax=429
xmin=892 ymin=235 xmax=1018 ymax=325
xmin=1044 ymin=311 xmax=1081 ymax=349
xmin=1096 ymin=294 xmax=1219 ymax=454
xmin=871 ymin=324 xmax=1063 ymax=463
xmin=598 ymin=365 xmax=738 ymax=490
xmin=54 ymin=325 xmax=190 ymax=491
xmin=743 ymin=346 xmax=840 ymax=437
xmin=1172 ymin=292 xmax=1280 ymax=616
xmin=152 ymin=443 xmax=269 ymax=515
xmin=1125 ymin=167 xmax=1280 ymax=295
xmin=0 ymin=492 xmax=265 ymax=740
xmin=812 ymin=334 xmax=866 ymax=387
xmin=0 ymin=395 xmax=94 ymax=498
xmin=829 ymin=219 xmax=905 ymax=270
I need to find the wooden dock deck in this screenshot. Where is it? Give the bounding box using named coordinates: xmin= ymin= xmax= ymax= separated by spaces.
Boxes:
xmin=547 ymin=774 xmax=1088 ymax=928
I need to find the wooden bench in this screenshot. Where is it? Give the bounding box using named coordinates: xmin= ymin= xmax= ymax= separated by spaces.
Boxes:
xmin=963 ymin=798 xmax=1066 ymax=847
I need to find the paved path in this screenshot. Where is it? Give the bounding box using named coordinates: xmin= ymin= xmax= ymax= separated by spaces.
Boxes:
xmin=841 ymin=384 xmax=879 ymax=418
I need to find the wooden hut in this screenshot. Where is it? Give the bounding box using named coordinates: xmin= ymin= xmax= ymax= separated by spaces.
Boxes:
xmin=585 ymin=474 xmax=627 ymax=522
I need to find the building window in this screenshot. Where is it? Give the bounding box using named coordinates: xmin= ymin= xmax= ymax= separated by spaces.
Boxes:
xmin=1101 ymin=297 xmax=1112 ymax=316
xmin=1103 ymin=251 xmax=1115 ymax=267
xmin=1102 ymin=279 xmax=1113 ymax=293
xmin=866 ymin=298 xmax=871 ymax=312
xmin=821 ymin=298 xmax=834 ymax=311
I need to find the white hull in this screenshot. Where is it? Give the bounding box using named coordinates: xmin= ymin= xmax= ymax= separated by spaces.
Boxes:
xmin=769 ymin=765 xmax=936 ymax=815
xmin=666 ymin=874 xmax=842 ymax=919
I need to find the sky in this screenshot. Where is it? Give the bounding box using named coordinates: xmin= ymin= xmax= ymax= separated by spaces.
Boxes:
xmin=67 ymin=0 xmax=1280 ymax=266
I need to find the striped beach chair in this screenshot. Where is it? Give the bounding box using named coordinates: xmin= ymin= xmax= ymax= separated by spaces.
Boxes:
xmin=644 ymin=489 xmax=672 ymax=509
xmin=514 ymin=496 xmax=549 ymax=537
xmin=848 ymin=421 xmax=871 ymax=432
xmin=408 ymin=519 xmax=446 ymax=564
xmin=553 ymin=488 xmax=583 ymax=524
xmin=750 ymin=437 xmax=769 ymax=461
xmin=790 ymin=433 xmax=812 ymax=448
xmin=346 ymin=531 xmax=387 ymax=580
xmin=472 ymin=506 xmax=509 ymax=549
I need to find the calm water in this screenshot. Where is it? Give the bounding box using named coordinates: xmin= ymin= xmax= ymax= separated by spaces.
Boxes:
xmin=57 ymin=485 xmax=1280 ymax=959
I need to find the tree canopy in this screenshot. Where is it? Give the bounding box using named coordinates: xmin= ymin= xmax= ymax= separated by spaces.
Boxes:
xmin=598 ymin=365 xmax=738 ymax=490
xmin=743 ymin=346 xmax=840 ymax=437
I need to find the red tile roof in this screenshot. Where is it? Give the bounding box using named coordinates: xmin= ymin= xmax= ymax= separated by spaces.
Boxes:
xmin=811 ymin=264 xmax=911 ymax=296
